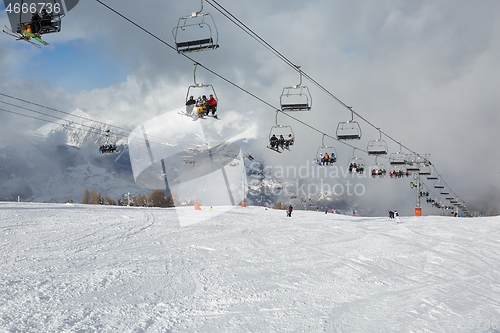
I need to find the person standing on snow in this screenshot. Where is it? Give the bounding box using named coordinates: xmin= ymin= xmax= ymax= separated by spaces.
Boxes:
xmin=395 ymin=210 xmax=401 ymax=223
xmin=287 ymin=204 xmax=293 ymax=217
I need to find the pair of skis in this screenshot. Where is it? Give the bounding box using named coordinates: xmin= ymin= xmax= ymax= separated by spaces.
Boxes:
xmin=267 ymin=144 xmax=290 ymax=153
xmin=178 ymin=111 xmax=220 ymax=121
xmin=3 ymin=26 xmax=49 ymax=47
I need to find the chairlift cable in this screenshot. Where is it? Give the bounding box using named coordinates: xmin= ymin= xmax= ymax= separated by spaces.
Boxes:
xmin=0 ymin=107 xmax=105 ymax=137
xmin=90 ymin=0 xmax=469 ymax=213
xmin=0 ymin=92 xmax=130 ymax=133
xmin=92 ymin=0 xmax=367 ymax=153
xmin=0 ymin=99 xmax=181 ymax=149
xmin=205 ymin=0 xmax=416 ymax=154
xmin=0 ymin=92 xmax=189 ymax=146
xmin=205 ymin=0 xmax=469 ymax=212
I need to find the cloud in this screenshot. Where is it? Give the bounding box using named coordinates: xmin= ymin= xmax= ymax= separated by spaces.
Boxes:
xmin=1 ymin=0 xmax=499 ymax=215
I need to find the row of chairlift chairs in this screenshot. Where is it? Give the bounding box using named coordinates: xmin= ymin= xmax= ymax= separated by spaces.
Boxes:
xmin=175 ymin=2 xmax=451 ymax=185
xmin=173 ymin=2 xmax=466 ymax=210
xmin=171 ymin=1 xmax=458 ymax=195
xmin=170 ymin=1 xmax=314 ymax=151
xmin=172 ymin=1 xmax=220 ymax=118
xmin=175 ymin=0 xmax=313 ymax=150
xmin=6 ymin=0 xmax=461 ymax=205
xmin=172 ymin=2 xmax=313 ymax=111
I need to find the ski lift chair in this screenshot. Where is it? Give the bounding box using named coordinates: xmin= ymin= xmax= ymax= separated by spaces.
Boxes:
xmin=98 ymin=129 xmax=118 ymax=154
xmin=367 ymin=129 xmax=388 ymax=155
xmin=336 ymin=107 xmax=361 ymax=140
xmin=180 ymin=155 xmax=196 ymax=166
xmin=389 ymin=153 xmax=407 ymax=165
xmin=434 ymin=181 xmax=445 ymax=189
xmin=347 ymin=148 xmax=366 ymax=174
xmin=405 ymin=154 xmax=426 ymax=172
xmin=185 ymin=63 xmax=218 ymax=111
xmin=389 ymin=144 xmax=406 ymax=165
xmin=389 ymin=164 xmax=408 ymax=178
xmin=406 ymin=164 xmax=420 ymax=172
xmin=370 ymin=156 xmax=387 ymax=178
xmin=419 ymin=165 xmax=432 ymax=175
xmin=172 ymin=0 xmax=219 ymax=53
xmin=280 ymin=66 xmax=312 ymax=111
xmin=314 ymin=134 xmax=337 ymax=166
xmin=268 ymin=111 xmax=295 ymax=152
xmin=426 ymin=169 xmax=438 ymax=180
xmin=17 ymin=0 xmax=65 ymax=35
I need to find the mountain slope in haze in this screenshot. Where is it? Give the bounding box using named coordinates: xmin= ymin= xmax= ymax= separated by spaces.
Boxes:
xmin=0 ymin=109 xmax=143 ymax=203
xmin=0 ymin=110 xmax=359 ymax=211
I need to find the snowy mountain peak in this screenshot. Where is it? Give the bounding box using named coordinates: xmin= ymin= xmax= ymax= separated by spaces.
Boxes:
xmin=32 ymin=109 xmax=111 ymax=147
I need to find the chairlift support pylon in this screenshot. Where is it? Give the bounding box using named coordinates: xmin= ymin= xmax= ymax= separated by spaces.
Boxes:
xmin=367 ymin=128 xmax=388 ymax=155
xmin=336 ymin=106 xmax=362 ymax=140
xmin=186 ymin=63 xmax=218 ymax=105
xmin=280 ymin=66 xmax=312 ymax=111
xmin=172 ymin=0 xmax=219 ymax=54
xmin=314 ymin=134 xmax=337 ymax=165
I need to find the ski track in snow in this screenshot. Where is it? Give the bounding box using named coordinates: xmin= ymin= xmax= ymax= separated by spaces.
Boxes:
xmin=0 ymin=202 xmax=500 ymax=332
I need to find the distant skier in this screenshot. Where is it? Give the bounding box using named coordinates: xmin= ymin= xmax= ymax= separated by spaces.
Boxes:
xmin=286 ymin=204 xmax=293 ymax=217
xmin=395 ymin=210 xmax=401 ymax=223
xmin=389 ymin=210 xmax=394 ymax=219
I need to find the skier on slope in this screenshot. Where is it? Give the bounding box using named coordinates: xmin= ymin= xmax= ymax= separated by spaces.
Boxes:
xmin=286 ymin=204 xmax=293 ymax=217
xmin=394 ymin=210 xmax=401 ymax=223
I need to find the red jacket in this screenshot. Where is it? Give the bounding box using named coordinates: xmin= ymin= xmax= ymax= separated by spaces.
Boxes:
xmin=207 ymin=97 xmax=217 ymax=107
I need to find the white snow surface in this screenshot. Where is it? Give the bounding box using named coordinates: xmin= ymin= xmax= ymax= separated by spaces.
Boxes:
xmin=1 ymin=202 xmax=500 ymax=333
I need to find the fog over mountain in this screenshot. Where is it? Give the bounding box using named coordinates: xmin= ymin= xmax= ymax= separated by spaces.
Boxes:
xmin=0 ymin=110 xmax=368 ymax=215
xmin=0 ymin=110 xmax=141 ymax=203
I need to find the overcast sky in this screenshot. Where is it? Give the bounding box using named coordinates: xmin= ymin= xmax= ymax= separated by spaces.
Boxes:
xmin=1 ymin=0 xmax=499 ymax=215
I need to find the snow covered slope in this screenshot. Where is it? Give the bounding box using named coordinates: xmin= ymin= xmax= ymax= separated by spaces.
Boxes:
xmin=1 ymin=202 xmax=499 ymax=332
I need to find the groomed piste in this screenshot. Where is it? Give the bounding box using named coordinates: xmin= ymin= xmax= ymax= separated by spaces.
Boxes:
xmin=1 ymin=202 xmax=499 ymax=332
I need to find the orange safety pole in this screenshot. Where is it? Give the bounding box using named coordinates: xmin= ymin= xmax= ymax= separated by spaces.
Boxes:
xmin=415 ymin=207 xmax=422 ymax=216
